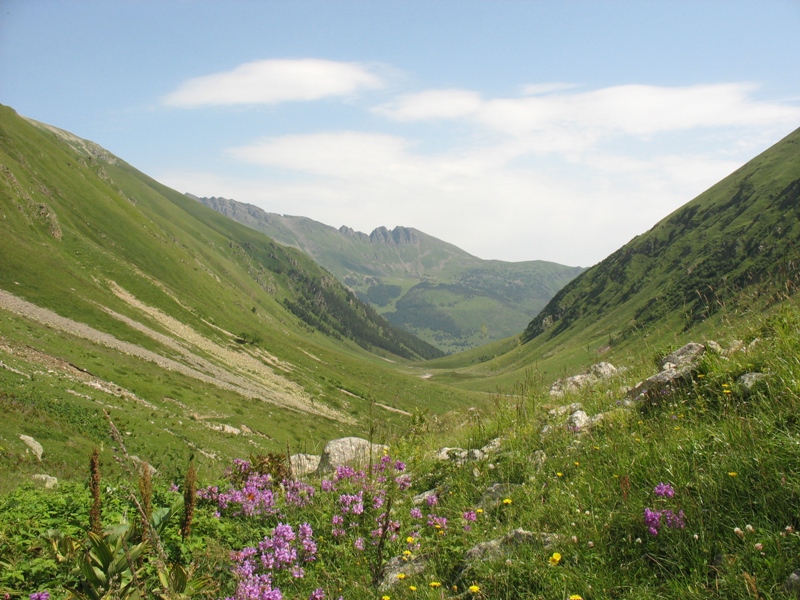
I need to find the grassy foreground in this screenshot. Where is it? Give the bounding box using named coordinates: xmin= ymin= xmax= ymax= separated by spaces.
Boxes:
xmin=1 ymin=300 xmax=799 ymax=599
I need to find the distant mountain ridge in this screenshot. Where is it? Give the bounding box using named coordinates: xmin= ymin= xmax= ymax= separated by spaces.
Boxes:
xmin=189 ymin=194 xmax=584 ymax=353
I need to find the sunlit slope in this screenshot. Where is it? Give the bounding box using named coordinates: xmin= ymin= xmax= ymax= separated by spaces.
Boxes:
xmin=0 ymin=105 xmax=484 ymax=481
xmin=192 ymin=195 xmax=584 ymax=353
xmin=425 ymin=127 xmax=800 ymax=391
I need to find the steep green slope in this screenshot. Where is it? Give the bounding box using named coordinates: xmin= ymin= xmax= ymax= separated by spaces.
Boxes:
xmin=0 ymin=105 xmax=482 ymax=486
xmin=190 ymin=195 xmax=584 ymax=353
xmin=423 ymin=127 xmax=800 ymax=391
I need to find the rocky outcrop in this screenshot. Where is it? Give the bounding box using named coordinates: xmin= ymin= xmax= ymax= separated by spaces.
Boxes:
xmin=316 ymin=437 xmax=387 ymax=474
xmin=368 ymin=226 xmax=417 ymax=246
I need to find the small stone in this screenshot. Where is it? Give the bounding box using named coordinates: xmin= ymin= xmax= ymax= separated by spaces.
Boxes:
xmin=479 ymin=483 xmax=520 ymax=506
xmin=738 ymin=372 xmax=766 ymax=390
xmin=549 ymin=403 xmax=582 ymax=417
xmin=32 ymin=474 xmax=58 ymax=489
xmin=567 ymin=410 xmax=591 ymax=431
xmin=379 ymin=554 xmax=427 ymax=591
xmin=412 ymin=489 xmax=437 ymax=505
xmin=130 ymin=456 xmax=158 ymax=476
xmin=705 ymin=340 xmax=723 ymax=354
xmin=784 ymin=569 xmax=800 ymax=594
xmin=19 ymin=435 xmax=43 ymax=461
xmin=480 ymin=438 xmax=502 ymax=454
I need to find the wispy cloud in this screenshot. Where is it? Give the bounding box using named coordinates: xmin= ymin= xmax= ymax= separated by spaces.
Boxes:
xmin=162 ymin=59 xmax=382 ymax=107
xmin=378 ymin=82 xmax=800 ymax=142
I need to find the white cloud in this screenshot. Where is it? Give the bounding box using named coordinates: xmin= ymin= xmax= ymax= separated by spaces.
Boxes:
xmin=159 ymin=79 xmax=800 ymax=265
xmin=162 ymin=59 xmax=382 ymax=107
xmin=379 ymin=82 xmax=800 ymax=142
xmin=374 ymin=89 xmax=483 ymax=121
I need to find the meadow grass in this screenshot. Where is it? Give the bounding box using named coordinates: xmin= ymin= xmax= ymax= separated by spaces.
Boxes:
xmin=1 ymin=301 xmax=799 ymax=599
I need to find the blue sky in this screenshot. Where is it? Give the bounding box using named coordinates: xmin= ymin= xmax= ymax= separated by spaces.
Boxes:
xmin=1 ymin=0 xmax=799 ymax=266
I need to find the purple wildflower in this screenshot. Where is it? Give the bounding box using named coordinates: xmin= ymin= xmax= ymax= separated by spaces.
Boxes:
xmin=308 ymin=590 xmax=325 ymax=600
xmin=654 ymin=482 xmax=675 ymax=498
xmin=30 ymin=593 xmax=50 ymax=600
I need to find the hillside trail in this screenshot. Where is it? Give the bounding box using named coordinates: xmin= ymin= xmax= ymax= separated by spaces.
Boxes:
xmin=0 ymin=287 xmax=352 ymax=423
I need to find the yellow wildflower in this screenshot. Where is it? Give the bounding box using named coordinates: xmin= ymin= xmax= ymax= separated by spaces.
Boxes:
xmin=557 ymin=472 xmax=563 ymax=477
xmin=569 ymin=596 xmax=583 ymax=600
xmin=429 ymin=581 xmax=441 ymax=588
xmin=397 ymin=573 xmax=406 ymax=580
xmin=549 ymin=552 xmax=562 ymax=566
xmin=729 ymin=471 xmax=738 ymax=477
xmin=406 ymin=536 xmax=415 ymax=544
xmin=409 ymin=585 xmax=417 ymax=591
xmin=476 ymin=508 xmax=484 ymax=514
xmin=382 ymin=596 xmax=390 ymax=600
xmin=469 ymin=584 xmax=481 ymax=593
xmin=502 ymin=498 xmax=512 ymax=505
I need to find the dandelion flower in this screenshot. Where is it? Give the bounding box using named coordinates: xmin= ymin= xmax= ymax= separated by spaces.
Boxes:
xmin=476 ymin=508 xmax=484 ymax=514
xmin=469 ymin=585 xmax=480 ymax=593
xmin=569 ymin=596 xmax=584 ymax=600
xmin=429 ymin=581 xmax=441 ymax=588
xmin=397 ymin=573 xmax=406 ymax=580
xmin=502 ymin=498 xmax=512 ymax=505
xmin=382 ymin=596 xmax=391 ymax=600
xmin=406 ymin=536 xmax=415 ymax=544
xmin=409 ymin=586 xmax=417 ymax=591
xmin=557 ymin=472 xmax=563 ymax=477
xmin=729 ymin=472 xmax=738 ymax=477
xmin=549 ymin=552 xmax=562 ymax=566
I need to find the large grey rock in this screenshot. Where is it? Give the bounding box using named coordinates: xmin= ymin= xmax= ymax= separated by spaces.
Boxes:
xmin=659 ymin=342 xmax=705 ymax=371
xmin=290 ymin=453 xmax=321 ymax=477
xmin=32 ymin=474 xmax=58 ymax=489
xmin=316 ymin=437 xmax=387 ymax=474
xmin=20 ymin=435 xmax=43 ymax=461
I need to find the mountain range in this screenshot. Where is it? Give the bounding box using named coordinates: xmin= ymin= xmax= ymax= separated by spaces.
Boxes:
xmin=1 ymin=101 xmax=799 ymax=484
xmin=188 ymin=194 xmax=584 ymax=354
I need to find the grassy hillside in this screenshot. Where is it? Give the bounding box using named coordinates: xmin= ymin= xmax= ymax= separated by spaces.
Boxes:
xmin=3 ymin=294 xmax=799 ymax=599
xmin=190 ymin=195 xmax=584 ymax=353
xmin=0 ymin=105 xmax=485 ymax=488
xmin=420 ymin=126 xmax=800 ymax=392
